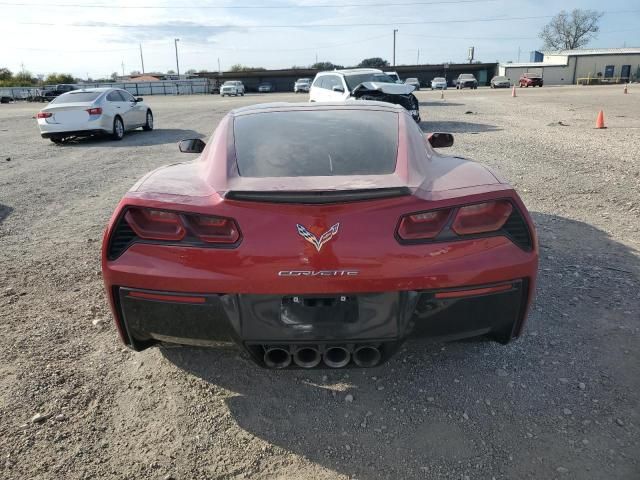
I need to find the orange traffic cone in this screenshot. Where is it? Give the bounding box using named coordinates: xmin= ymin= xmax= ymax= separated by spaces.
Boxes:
xmin=511 ymin=86 xmax=517 ymax=97
xmin=595 ymin=110 xmax=606 ymax=129
xmin=623 ymin=84 xmax=628 ymax=94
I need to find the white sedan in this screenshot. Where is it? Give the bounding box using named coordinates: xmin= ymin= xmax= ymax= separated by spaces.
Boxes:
xmin=430 ymin=77 xmax=448 ymax=90
xmin=36 ymin=87 xmax=153 ymax=143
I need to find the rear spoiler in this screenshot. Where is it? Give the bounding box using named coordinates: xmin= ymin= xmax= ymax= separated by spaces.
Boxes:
xmin=225 ymin=187 xmax=411 ymax=204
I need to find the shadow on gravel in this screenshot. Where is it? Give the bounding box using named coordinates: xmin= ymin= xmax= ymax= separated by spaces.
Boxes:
xmin=0 ymin=203 xmax=12 ymax=225
xmin=54 ymin=128 xmax=203 ymax=148
xmin=160 ymin=212 xmax=639 ymax=479
xmin=418 ymin=101 xmax=465 ymax=107
xmin=420 ymin=120 xmax=501 ymax=134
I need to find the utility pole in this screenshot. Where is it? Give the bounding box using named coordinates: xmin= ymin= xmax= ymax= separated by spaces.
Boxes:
xmin=121 ymin=60 xmax=125 ymax=77
xmin=139 ymin=44 xmax=145 ymax=74
xmin=417 ymin=48 xmax=420 ymax=65
xmin=174 ymin=38 xmax=180 ymax=78
xmin=393 ymin=29 xmax=398 ymax=66
xmin=517 ymin=46 xmax=521 ymax=63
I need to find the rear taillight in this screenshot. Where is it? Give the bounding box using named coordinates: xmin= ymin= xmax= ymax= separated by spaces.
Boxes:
xmin=118 ymin=207 xmax=241 ymax=247
xmin=397 ymin=209 xmax=451 ymax=240
xmin=451 ymin=201 xmax=512 ymax=235
xmin=397 ymin=200 xmax=520 ymax=244
xmin=36 ymin=112 xmax=52 ymax=118
xmin=188 ymin=215 xmax=240 ymax=244
xmin=86 ymin=107 xmax=102 ymax=115
xmin=124 ymin=208 xmax=186 ymax=241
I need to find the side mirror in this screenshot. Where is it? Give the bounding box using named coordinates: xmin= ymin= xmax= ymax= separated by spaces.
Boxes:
xmin=135 ymin=97 xmax=143 ymax=102
xmin=178 ymin=138 xmax=206 ymax=153
xmin=427 ymin=132 xmax=454 ymax=148
xmin=332 ymin=85 xmax=344 ymax=93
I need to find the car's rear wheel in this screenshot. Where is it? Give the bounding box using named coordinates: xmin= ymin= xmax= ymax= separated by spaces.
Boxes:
xmin=142 ymin=110 xmax=153 ymax=131
xmin=50 ymin=137 xmax=63 ymax=144
xmin=112 ymin=116 xmax=124 ymax=141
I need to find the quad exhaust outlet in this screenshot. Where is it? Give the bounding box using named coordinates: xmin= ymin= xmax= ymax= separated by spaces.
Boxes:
xmin=261 ymin=344 xmax=383 ymax=369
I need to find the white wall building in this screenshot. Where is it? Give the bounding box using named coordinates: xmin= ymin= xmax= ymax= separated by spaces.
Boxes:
xmin=499 ymin=48 xmax=640 ymax=85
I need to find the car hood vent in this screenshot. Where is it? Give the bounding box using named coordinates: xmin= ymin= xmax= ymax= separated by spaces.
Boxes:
xmin=225 ymin=187 xmax=411 ymax=204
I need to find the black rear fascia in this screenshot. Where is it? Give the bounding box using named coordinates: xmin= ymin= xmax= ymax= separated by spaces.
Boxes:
xmin=395 ymin=198 xmax=534 ymax=251
xmin=106 ymin=206 xmax=243 ymax=261
xmin=225 ymin=187 xmax=411 ymax=204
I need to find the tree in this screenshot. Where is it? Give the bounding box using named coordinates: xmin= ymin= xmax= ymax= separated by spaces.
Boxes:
xmin=45 ymin=73 xmax=75 ymax=84
xmin=110 ymin=72 xmax=119 ymax=81
xmin=358 ymin=57 xmax=390 ymax=69
xmin=0 ymin=67 xmax=12 ymax=81
xmin=229 ymin=64 xmax=266 ymax=72
xmin=185 ymin=69 xmax=197 ymax=74
xmin=14 ymin=71 xmax=35 ymax=85
xmin=539 ymin=9 xmax=603 ymax=50
xmin=167 ymin=69 xmax=176 ymax=74
xmin=311 ymin=61 xmax=344 ymax=70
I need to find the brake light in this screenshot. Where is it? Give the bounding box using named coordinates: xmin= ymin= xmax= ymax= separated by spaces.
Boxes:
xmin=451 ymin=200 xmax=512 ymax=235
xmin=188 ymin=214 xmax=240 ymax=244
xmin=397 ymin=209 xmax=451 ymax=240
xmin=86 ymin=107 xmax=102 ymax=115
xmin=36 ymin=112 xmax=52 ymax=118
xmin=124 ymin=208 xmax=186 ymax=241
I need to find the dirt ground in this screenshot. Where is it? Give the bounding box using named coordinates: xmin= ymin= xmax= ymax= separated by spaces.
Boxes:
xmin=0 ymin=85 xmax=638 ymax=479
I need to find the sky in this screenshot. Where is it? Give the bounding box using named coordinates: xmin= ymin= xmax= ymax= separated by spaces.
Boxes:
xmin=1 ymin=0 xmax=639 ymax=79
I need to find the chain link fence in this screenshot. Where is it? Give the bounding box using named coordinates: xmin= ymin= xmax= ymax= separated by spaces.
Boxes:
xmin=0 ymin=79 xmax=213 ymax=102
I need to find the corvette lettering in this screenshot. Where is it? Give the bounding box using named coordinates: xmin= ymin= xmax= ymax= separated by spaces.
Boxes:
xmin=278 ymin=270 xmax=359 ymax=277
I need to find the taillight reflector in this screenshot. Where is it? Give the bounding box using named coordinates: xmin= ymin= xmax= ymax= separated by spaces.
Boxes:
xmin=36 ymin=112 xmax=52 ymax=118
xmin=397 ymin=209 xmax=451 ymax=240
xmin=451 ymin=201 xmax=512 ymax=235
xmin=124 ymin=208 xmax=186 ymax=241
xmin=128 ymin=291 xmax=206 ymax=303
xmin=188 ymin=214 xmax=240 ymax=244
xmin=86 ymin=107 xmax=102 ymax=115
xmin=434 ymin=283 xmax=513 ymax=299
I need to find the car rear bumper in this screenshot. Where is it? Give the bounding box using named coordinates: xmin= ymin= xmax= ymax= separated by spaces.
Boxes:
xmin=111 ymin=279 xmax=531 ymax=367
xmin=40 ymin=128 xmax=107 ymax=139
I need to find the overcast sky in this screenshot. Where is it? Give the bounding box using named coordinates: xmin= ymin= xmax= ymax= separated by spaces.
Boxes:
xmin=1 ymin=0 xmax=638 ymax=78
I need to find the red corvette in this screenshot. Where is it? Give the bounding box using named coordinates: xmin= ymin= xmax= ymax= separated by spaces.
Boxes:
xmin=101 ymin=102 xmax=538 ymax=369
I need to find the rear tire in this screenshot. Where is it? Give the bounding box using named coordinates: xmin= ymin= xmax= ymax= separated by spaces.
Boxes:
xmin=112 ymin=116 xmax=124 ymax=141
xmin=142 ymin=110 xmax=153 ymax=131
xmin=50 ymin=137 xmax=63 ymax=144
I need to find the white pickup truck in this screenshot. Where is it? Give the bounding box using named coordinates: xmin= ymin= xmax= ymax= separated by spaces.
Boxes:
xmin=220 ymin=81 xmax=245 ymax=97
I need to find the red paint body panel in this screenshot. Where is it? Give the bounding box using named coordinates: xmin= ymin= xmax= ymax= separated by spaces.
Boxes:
xmin=101 ymin=102 xmax=539 ymax=348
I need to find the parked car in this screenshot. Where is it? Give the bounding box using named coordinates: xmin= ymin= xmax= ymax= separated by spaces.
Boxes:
xmin=404 ymin=77 xmax=421 ymax=90
xmin=456 ymin=74 xmax=478 ymax=89
xmin=36 ymin=88 xmax=153 ymax=143
xmin=430 ymin=77 xmax=447 ymax=90
xmin=490 ymin=76 xmax=511 ymax=88
xmin=294 ymin=78 xmax=311 ymax=93
xmin=309 ymin=68 xmax=420 ymax=122
xmin=257 ymin=82 xmax=274 ymax=93
xmin=384 ymin=71 xmax=402 ymax=83
xmin=220 ymin=81 xmax=245 ymax=96
xmin=101 ymin=102 xmax=538 ymax=368
xmin=519 ymin=73 xmax=543 ymax=87
xmin=40 ymin=84 xmax=79 ymax=102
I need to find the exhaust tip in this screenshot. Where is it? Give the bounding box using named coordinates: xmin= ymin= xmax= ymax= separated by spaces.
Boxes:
xmin=353 ymin=345 xmax=382 ymax=368
xmin=293 ymin=346 xmax=321 ymax=368
xmin=323 ymin=346 xmax=351 ymax=368
xmin=264 ymin=347 xmax=292 ymax=369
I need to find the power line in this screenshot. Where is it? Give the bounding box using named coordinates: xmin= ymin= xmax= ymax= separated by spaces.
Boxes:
xmin=0 ymin=0 xmax=497 ymax=9
xmin=11 ymin=10 xmax=639 ymax=29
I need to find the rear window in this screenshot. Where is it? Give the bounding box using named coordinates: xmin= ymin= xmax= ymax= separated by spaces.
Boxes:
xmin=52 ymin=91 xmax=101 ymax=103
xmin=233 ymin=110 xmax=398 ymax=177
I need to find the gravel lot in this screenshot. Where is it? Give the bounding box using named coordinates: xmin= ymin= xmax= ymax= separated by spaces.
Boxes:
xmin=1 ymin=85 xmax=638 ymax=479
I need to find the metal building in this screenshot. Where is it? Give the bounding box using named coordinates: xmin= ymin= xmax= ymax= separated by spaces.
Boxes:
xmin=499 ymin=48 xmax=640 ymax=85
